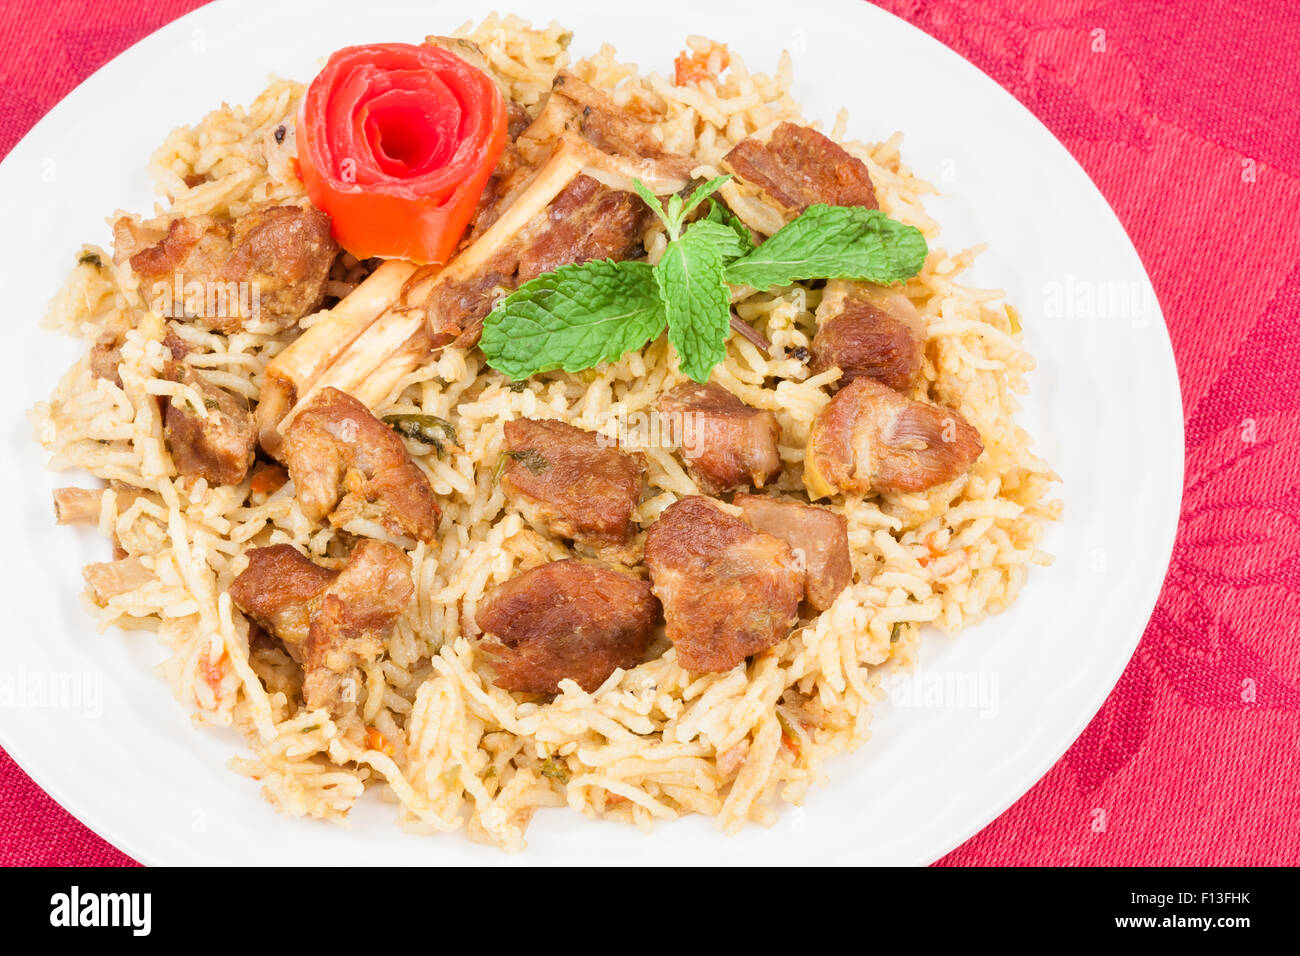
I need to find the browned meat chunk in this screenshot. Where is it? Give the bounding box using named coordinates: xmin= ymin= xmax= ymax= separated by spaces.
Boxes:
xmin=89 ymin=337 xmax=122 ymax=386
xmin=163 ymin=363 xmax=256 ymax=486
xmin=427 ymin=174 xmax=653 ymax=338
xmin=735 ymin=494 xmax=852 ymax=611
xmin=656 ymin=383 xmax=783 ymax=494
xmin=113 ymin=205 xmax=338 ymax=332
xmin=811 ymin=281 xmax=925 ymax=392
xmin=282 ymin=387 xmax=440 ymax=541
xmin=525 ymin=71 xmax=687 ymax=168
xmin=644 ymin=496 xmax=804 ymax=673
xmin=516 ymin=175 xmax=650 ymax=279
xmin=476 ymin=559 xmax=660 ymax=693
xmin=162 ymin=326 xmax=191 ymax=362
xmin=505 ymin=100 xmax=533 ymax=139
xmin=230 ymin=544 xmax=336 ymax=649
xmin=500 ymin=418 xmax=645 ymax=553
xmin=722 ymin=122 xmax=878 ymax=218
xmin=804 ymin=377 xmax=983 ymax=498
xmin=230 ymin=540 xmax=413 ymax=714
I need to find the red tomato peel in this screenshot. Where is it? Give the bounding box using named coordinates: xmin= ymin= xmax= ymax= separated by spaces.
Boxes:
xmin=297 ymin=42 xmax=507 ymax=265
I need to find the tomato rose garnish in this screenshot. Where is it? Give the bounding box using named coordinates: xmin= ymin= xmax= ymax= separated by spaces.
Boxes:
xmin=297 ymin=42 xmax=507 ymax=265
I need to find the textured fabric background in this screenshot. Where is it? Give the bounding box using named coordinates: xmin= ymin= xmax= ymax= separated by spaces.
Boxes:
xmin=2 ymin=0 xmax=1297 ymax=867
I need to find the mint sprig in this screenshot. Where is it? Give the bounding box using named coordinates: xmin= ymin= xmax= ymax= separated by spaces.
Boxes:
xmin=479 ymin=178 xmax=928 ymax=383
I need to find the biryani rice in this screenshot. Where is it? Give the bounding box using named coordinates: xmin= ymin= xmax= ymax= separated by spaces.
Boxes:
xmin=32 ymin=14 xmax=1059 ymax=849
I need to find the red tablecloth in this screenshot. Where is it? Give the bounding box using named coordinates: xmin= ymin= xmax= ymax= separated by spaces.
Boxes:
xmin=3 ymin=0 xmax=1297 ymax=867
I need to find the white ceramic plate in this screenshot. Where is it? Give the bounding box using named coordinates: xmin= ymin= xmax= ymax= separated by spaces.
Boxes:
xmin=0 ymin=0 xmax=1182 ymax=865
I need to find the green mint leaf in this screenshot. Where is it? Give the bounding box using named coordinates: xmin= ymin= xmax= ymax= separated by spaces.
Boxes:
xmin=655 ymin=222 xmax=732 ymax=383
xmin=678 ymin=175 xmax=730 ymax=221
xmin=681 ymin=218 xmax=750 ymax=264
xmin=723 ymin=204 xmax=928 ymax=289
xmin=632 ymin=178 xmax=666 ymax=218
xmin=703 ymin=199 xmax=756 ymax=259
xmin=666 ymin=192 xmax=684 ymax=231
xmin=480 ymin=260 xmax=666 ymax=380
